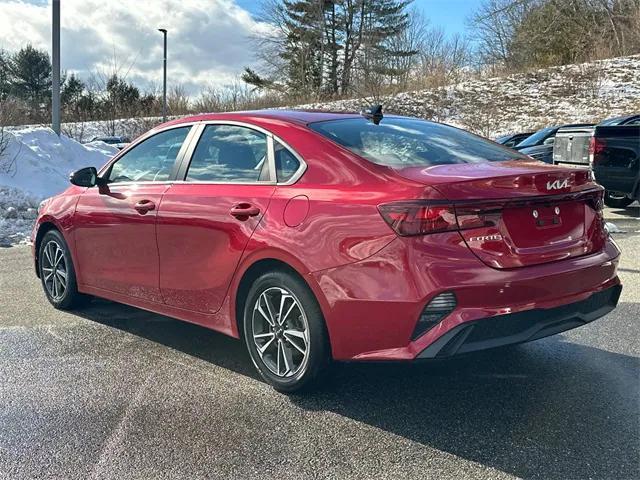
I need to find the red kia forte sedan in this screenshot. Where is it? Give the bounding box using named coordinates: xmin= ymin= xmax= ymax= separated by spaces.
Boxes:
xmin=32 ymin=110 xmax=622 ymax=391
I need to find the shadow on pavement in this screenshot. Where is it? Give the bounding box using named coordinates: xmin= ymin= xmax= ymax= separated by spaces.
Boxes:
xmin=77 ymin=298 xmax=640 ymax=480
xmin=609 ymin=207 xmax=639 ymax=218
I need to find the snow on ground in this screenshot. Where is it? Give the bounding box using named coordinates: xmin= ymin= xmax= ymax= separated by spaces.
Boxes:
xmin=0 ymin=127 xmax=117 ymax=245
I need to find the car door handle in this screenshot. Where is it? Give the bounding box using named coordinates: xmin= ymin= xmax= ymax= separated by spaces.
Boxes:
xmin=230 ymin=204 xmax=260 ymax=219
xmin=134 ymin=199 xmax=155 ymax=214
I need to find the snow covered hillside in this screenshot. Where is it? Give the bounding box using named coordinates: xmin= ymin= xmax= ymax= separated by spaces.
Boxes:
xmin=295 ymin=55 xmax=640 ymax=136
xmin=0 ymin=128 xmax=117 ymax=245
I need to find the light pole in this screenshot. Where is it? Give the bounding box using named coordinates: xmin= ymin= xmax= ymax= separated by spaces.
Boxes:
xmin=158 ymin=28 xmax=167 ymax=122
xmin=52 ymin=0 xmax=61 ymax=135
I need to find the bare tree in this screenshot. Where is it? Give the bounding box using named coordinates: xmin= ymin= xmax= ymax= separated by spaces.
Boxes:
xmin=0 ymin=97 xmax=21 ymax=174
xmin=467 ymin=0 xmax=535 ymax=70
xmin=168 ymin=84 xmax=190 ymax=115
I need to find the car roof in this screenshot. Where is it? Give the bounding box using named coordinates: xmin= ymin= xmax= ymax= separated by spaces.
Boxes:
xmin=535 ymin=123 xmax=592 ymax=132
xmin=162 ymin=109 xmax=364 ymax=128
xmin=598 ymin=114 xmax=640 ymax=125
xmin=559 ymin=123 xmax=594 ymax=128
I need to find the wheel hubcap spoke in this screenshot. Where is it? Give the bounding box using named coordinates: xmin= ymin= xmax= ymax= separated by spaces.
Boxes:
xmin=42 ymin=241 xmax=67 ymax=301
xmin=256 ymin=294 xmax=275 ymax=326
xmin=284 ymin=330 xmax=307 ymax=355
xmin=251 ymin=286 xmax=309 ymax=378
xmin=257 ymin=335 xmax=275 ymax=355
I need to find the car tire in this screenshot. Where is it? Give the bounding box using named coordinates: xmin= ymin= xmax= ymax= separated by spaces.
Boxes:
xmin=603 ymin=191 xmax=634 ymax=209
xmin=243 ymin=270 xmax=330 ymax=393
xmin=38 ymin=230 xmax=84 ymax=310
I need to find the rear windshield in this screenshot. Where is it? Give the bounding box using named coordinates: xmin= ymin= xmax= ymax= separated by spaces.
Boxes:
xmin=309 ymin=118 xmax=526 ymax=168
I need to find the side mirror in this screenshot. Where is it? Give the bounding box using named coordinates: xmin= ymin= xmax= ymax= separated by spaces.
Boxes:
xmin=543 ymin=137 xmax=555 ymax=146
xmin=70 ymin=167 xmax=98 ymax=187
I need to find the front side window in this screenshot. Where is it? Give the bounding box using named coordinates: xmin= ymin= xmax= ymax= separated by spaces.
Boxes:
xmin=107 ymin=127 xmax=190 ymax=183
xmin=310 ymin=118 xmax=526 ymax=168
xmin=186 ymin=125 xmax=269 ymax=182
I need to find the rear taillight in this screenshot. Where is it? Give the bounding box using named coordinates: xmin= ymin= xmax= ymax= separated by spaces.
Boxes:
xmin=378 ymin=201 xmax=497 ymax=236
xmin=588 ymin=137 xmax=606 ymax=164
xmin=378 ymin=202 xmax=457 ymax=236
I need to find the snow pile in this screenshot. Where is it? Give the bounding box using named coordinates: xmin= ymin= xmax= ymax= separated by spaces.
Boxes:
xmin=0 ymin=187 xmax=39 ymax=246
xmin=0 ymin=127 xmax=117 ymax=245
xmin=0 ymin=127 xmax=117 ymax=199
xmin=10 ymin=115 xmax=176 ymax=145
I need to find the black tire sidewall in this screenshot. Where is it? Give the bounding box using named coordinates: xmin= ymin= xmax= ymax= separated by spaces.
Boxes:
xmin=39 ymin=230 xmax=80 ymax=310
xmin=242 ymin=271 xmax=329 ymax=393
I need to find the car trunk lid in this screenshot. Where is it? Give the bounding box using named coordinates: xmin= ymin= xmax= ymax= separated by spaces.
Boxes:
xmin=395 ymin=161 xmax=606 ymax=269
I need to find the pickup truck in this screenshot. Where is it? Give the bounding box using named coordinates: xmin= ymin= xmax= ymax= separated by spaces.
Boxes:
xmin=515 ymin=123 xmax=593 ymax=163
xmin=552 ymin=124 xmax=640 ymax=208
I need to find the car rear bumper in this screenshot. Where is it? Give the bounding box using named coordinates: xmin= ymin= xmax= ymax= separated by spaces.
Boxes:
xmin=417 ymin=284 xmax=621 ymax=358
xmin=311 ymin=233 xmax=622 ymax=361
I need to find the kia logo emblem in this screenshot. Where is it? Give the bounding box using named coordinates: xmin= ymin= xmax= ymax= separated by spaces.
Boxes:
xmin=546 ymin=178 xmax=570 ymax=190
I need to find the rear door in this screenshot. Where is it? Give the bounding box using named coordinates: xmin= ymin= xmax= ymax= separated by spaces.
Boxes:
xmin=74 ymin=125 xmax=193 ymax=300
xmin=156 ymin=123 xmax=277 ymax=314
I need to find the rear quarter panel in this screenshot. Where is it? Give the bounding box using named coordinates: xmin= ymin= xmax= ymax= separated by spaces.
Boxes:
xmin=227 ymin=124 xmax=443 ymax=341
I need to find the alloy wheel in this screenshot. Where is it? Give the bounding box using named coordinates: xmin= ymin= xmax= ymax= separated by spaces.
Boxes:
xmin=251 ymin=287 xmax=309 ymax=378
xmin=41 ymin=240 xmax=67 ymax=302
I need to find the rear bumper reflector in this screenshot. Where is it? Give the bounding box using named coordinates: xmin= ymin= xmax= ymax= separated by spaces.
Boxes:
xmin=411 ymin=291 xmax=457 ymax=340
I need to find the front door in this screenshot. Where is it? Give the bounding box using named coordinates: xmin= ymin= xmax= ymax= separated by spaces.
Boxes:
xmin=156 ymin=123 xmax=276 ymax=313
xmin=73 ymin=126 xmax=192 ymax=302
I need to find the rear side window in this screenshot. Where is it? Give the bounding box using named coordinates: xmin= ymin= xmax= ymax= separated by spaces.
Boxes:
xmin=309 ymin=118 xmax=526 ymax=168
xmin=186 ymin=125 xmax=269 ymax=182
xmin=107 ymin=126 xmax=190 ymax=183
xmin=274 ymin=140 xmax=300 ymax=182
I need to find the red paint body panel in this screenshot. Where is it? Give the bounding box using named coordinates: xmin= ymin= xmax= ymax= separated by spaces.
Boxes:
xmin=33 ymin=111 xmax=622 ymax=362
xmin=156 ymin=183 xmax=275 ymax=314
xmin=73 ymin=183 xmax=169 ymax=302
xmin=311 ymin=234 xmax=620 ymax=360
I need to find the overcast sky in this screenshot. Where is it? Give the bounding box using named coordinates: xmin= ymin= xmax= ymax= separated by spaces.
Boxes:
xmin=0 ymin=0 xmax=480 ymax=95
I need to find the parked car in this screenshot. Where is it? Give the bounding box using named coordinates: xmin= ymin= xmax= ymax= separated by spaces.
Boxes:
xmin=495 ymin=131 xmax=534 ymax=148
xmin=597 ymin=114 xmax=640 ymax=126
xmin=33 ymin=110 xmax=622 ymax=392
xmin=553 ymin=124 xmax=640 ymax=208
xmin=88 ymin=136 xmax=131 ymax=150
xmin=515 ymin=124 xmax=593 ymax=163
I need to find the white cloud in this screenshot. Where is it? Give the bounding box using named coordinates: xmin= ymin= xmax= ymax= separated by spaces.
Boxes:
xmin=0 ymin=0 xmax=272 ymax=94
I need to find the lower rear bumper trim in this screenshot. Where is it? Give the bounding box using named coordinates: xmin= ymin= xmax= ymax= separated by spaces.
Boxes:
xmin=418 ymin=284 xmax=622 ymax=358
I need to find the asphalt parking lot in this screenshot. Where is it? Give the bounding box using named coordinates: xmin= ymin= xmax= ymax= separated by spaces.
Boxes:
xmin=0 ymin=206 xmax=638 ymax=480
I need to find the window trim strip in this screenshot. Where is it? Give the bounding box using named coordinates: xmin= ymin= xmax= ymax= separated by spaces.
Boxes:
xmin=175 ymin=120 xmax=307 ymax=186
xmin=97 ymin=119 xmax=308 ymax=187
